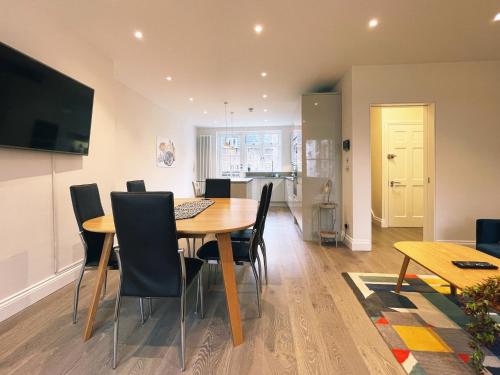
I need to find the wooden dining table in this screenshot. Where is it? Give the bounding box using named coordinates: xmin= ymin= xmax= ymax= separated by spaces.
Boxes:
xmin=81 ymin=197 xmax=258 ymax=346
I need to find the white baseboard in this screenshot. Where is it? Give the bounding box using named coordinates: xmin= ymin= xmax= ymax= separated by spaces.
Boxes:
xmin=0 ymin=261 xmax=81 ymax=322
xmin=435 ymin=240 xmax=476 ymax=248
xmin=343 ymin=232 xmax=372 ymax=251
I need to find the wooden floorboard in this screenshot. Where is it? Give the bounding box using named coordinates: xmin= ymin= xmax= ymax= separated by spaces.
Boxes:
xmin=0 ymin=208 xmax=425 ymax=375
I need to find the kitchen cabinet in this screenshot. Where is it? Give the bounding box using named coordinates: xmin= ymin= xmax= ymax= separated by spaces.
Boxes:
xmin=249 ymin=178 xmax=286 ymax=203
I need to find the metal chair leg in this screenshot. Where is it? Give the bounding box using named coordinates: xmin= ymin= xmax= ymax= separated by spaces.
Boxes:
xmin=251 ymin=262 xmax=262 ymax=318
xmin=180 ymin=286 xmax=186 ymax=371
xmin=139 ymin=298 xmax=145 ymax=324
xmin=256 ymin=255 xmax=263 ymax=293
xmin=186 ymin=239 xmax=192 ymax=258
xmin=102 ymin=268 xmax=108 ymax=300
xmin=148 ymin=298 xmax=153 ymax=317
xmin=196 ymin=270 xmax=204 ymax=319
xmin=112 ymin=292 xmax=122 ymax=369
xmin=72 ymin=263 xmax=86 ymax=324
xmin=260 ymin=239 xmax=268 ymax=285
xmin=192 ymin=238 xmax=196 ymax=257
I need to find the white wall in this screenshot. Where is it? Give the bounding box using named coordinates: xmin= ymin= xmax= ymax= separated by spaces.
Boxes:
xmin=114 ymin=82 xmax=195 ymax=195
xmin=0 ymin=2 xmax=195 ymax=321
xmin=338 ymin=61 xmax=500 ymax=249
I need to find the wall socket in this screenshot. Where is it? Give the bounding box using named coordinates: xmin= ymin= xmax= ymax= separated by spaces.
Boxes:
xmin=344 ymin=223 xmax=349 ymax=231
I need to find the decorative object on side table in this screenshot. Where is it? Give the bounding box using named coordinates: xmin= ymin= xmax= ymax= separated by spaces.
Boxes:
xmin=318 ymin=179 xmax=338 ymax=247
xmin=461 ymin=276 xmax=500 ymax=373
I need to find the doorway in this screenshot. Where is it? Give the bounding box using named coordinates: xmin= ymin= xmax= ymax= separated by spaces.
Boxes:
xmin=370 ymin=104 xmax=435 ymax=241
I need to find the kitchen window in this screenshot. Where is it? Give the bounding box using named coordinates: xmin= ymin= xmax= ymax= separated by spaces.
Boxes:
xmin=217 ymin=130 xmax=281 ymax=176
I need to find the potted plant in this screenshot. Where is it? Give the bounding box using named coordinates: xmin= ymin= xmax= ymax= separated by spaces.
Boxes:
xmin=461 ymin=276 xmax=500 ymax=373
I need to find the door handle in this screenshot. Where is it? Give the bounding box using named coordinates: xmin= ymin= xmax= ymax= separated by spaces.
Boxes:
xmin=390 ymin=181 xmax=401 ymax=187
xmin=387 ymin=154 xmax=397 ymax=159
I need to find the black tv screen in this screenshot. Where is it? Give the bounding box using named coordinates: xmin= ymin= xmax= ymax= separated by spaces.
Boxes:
xmin=0 ymin=42 xmax=94 ymax=155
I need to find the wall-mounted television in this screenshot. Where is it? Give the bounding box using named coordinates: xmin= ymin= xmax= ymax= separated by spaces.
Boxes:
xmin=0 ymin=42 xmax=94 ymax=155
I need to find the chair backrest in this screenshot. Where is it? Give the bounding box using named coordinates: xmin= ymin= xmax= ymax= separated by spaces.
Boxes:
xmin=248 ymin=184 xmax=268 ymax=261
xmin=70 ymin=183 xmax=106 ymax=265
xmin=205 ymin=178 xmax=231 ymax=198
xmin=111 ymin=192 xmax=182 ymax=298
xmin=126 ymin=180 xmax=146 ymax=192
xmin=260 ymin=182 xmax=273 ymax=238
xmin=476 ymin=219 xmax=500 ymax=244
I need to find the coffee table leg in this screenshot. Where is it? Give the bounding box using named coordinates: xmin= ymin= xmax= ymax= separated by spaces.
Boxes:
xmin=395 ymin=255 xmax=411 ymax=293
xmin=450 ymin=285 xmax=457 ymax=296
xmin=83 ymin=232 xmax=114 ymax=341
xmin=216 ymin=232 xmax=243 ymax=346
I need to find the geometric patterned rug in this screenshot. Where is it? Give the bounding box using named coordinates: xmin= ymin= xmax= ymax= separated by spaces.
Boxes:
xmin=343 ymin=272 xmax=500 ymax=375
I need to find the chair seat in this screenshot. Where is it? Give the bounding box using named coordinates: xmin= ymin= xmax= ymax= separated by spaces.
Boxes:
xmin=85 ymin=251 xmax=119 ymax=269
xmin=178 ymin=233 xmax=206 ymax=239
xmin=185 ymin=258 xmax=204 ymax=286
xmin=477 ymin=243 xmax=500 ymax=258
xmin=230 ymin=229 xmax=252 ymax=242
xmin=196 ymin=240 xmax=252 ymax=263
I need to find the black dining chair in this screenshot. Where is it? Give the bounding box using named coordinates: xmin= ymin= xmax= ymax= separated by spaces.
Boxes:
xmin=197 ymin=184 xmax=268 ymax=317
xmin=110 ymin=191 xmax=204 ymax=371
xmin=126 ymin=180 xmax=146 ymax=192
xmin=231 ymin=182 xmax=273 ymax=285
xmin=69 ymin=183 xmax=118 ymax=324
xmin=204 ymin=178 xmax=231 ymax=198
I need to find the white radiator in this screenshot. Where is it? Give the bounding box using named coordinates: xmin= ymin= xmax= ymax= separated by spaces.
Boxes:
xmin=197 ymin=135 xmax=212 ymax=180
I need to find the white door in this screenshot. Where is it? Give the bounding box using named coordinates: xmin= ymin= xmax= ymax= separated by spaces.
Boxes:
xmin=387 ymin=123 xmax=424 ymax=227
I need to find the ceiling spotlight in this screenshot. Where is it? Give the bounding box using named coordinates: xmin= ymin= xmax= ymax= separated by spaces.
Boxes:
xmin=203 ymin=110 xmax=208 ymax=114
xmin=368 ymin=18 xmax=379 ymax=28
xmin=254 ymin=24 xmax=264 ymax=34
xmin=165 ymin=76 xmax=172 ymax=81
xmin=314 ymin=102 xmax=319 ymax=106
xmin=494 ymin=13 xmax=500 ymax=22
xmin=264 ymin=119 xmax=268 ymax=122
xmin=189 ymin=97 xmax=194 ymax=102
xmin=261 ymin=72 xmax=267 ymax=77
xmin=134 ymin=30 xmax=144 ymax=40
xmin=262 ymin=94 xmax=268 ymax=99
xmin=263 ymin=108 xmax=268 ymax=112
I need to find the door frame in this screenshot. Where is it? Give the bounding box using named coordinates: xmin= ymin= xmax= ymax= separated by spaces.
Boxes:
xmin=371 ymin=103 xmax=435 ymax=240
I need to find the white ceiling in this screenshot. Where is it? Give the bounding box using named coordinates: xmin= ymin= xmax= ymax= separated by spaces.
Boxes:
xmin=40 ymin=0 xmax=500 ymax=127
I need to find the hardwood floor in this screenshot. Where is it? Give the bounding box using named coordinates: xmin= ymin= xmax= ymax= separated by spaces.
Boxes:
xmin=0 ymin=208 xmax=425 ymax=375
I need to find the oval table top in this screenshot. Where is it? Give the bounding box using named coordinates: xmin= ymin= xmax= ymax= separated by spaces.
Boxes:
xmin=83 ymin=197 xmax=258 ymax=235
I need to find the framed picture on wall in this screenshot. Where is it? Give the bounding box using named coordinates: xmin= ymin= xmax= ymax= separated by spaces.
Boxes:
xmin=156 ymin=137 xmax=176 ymax=168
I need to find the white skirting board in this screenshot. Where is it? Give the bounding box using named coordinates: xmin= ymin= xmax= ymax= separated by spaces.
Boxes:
xmin=0 ymin=261 xmax=81 ymax=322
xmin=342 ymin=232 xmax=372 ymax=251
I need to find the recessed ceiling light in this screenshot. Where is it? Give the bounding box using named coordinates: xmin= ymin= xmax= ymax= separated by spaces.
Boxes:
xmin=203 ymin=110 xmax=208 ymax=114
xmin=494 ymin=13 xmax=500 ymax=22
xmin=261 ymin=72 xmax=267 ymax=77
xmin=262 ymin=94 xmax=268 ymax=99
xmin=189 ymin=97 xmax=194 ymax=102
xmin=314 ymin=102 xmax=319 ymax=106
xmin=368 ymin=18 xmax=379 ymax=28
xmin=165 ymin=76 xmax=172 ymax=81
xmin=263 ymin=108 xmax=268 ymax=112
xmin=264 ymin=119 xmax=268 ymax=122
xmin=254 ymin=24 xmax=263 ymax=34
xmin=134 ymin=30 xmax=143 ymax=40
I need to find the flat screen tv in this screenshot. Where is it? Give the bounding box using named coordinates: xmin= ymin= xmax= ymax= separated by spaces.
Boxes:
xmin=0 ymin=42 xmax=94 ymax=155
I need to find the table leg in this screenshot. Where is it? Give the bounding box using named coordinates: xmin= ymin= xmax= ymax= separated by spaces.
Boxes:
xmin=395 ymin=255 xmax=411 ymax=293
xmin=450 ymin=285 xmax=457 ymax=296
xmin=83 ymin=232 xmax=114 ymax=341
xmin=216 ymin=232 xmax=243 ymax=346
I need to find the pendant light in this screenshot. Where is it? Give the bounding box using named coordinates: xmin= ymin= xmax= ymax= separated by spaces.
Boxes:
xmin=223 ymin=101 xmax=231 ymax=149
xmin=230 ymin=111 xmax=235 ymax=150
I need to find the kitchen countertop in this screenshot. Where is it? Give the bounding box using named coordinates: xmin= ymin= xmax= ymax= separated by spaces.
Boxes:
xmin=230 ymin=178 xmax=253 ymax=183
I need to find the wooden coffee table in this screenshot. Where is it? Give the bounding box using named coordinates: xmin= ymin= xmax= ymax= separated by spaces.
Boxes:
xmin=394 ymin=241 xmax=500 ymax=294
